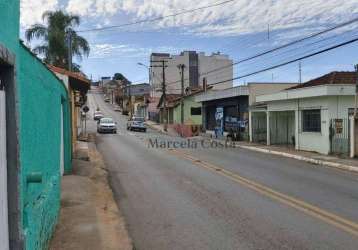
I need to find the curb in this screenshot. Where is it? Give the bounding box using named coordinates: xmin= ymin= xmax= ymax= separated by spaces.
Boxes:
xmin=146 ymin=122 xmax=169 ymax=135
xmin=237 ymin=145 xmax=358 ymax=173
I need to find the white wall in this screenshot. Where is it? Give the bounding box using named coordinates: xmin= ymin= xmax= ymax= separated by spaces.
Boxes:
xmin=248 ymin=83 xmax=297 ymax=105
xmin=150 ymin=52 xmax=233 ymax=97
xmin=266 ymin=95 xmax=354 ymax=155
xmin=54 ymin=73 xmax=69 ymax=90
xmin=0 ymin=90 xmax=9 ymax=250
xmin=198 ymin=53 xmax=233 ymax=90
xmin=150 ymin=54 xmax=171 ymax=97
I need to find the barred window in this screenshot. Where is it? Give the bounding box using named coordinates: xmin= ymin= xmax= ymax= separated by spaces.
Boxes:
xmin=302 ymin=109 xmax=321 ymax=132
xmin=191 ymin=107 xmax=202 ymax=116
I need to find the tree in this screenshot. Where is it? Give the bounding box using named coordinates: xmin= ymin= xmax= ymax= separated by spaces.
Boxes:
xmin=113 ymin=73 xmax=128 ymax=81
xmin=25 ymin=10 xmax=90 ymax=70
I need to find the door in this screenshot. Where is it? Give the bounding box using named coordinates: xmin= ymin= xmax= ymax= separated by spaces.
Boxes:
xmin=0 ymin=77 xmax=9 ymax=250
xmin=330 ymin=118 xmax=350 ymax=156
xmin=60 ymin=104 xmax=64 ymax=176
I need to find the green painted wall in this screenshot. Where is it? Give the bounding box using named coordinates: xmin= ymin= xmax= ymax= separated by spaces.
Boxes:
xmin=0 ymin=0 xmax=20 ymax=53
xmin=173 ymin=96 xmax=202 ymax=125
xmin=0 ymin=1 xmax=72 ymax=248
xmin=18 ymin=44 xmax=72 ymax=250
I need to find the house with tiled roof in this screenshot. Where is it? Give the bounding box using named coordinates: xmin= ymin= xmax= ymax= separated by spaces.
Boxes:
xmin=48 ymin=65 xmax=91 ymax=146
xmin=249 ymin=71 xmax=358 ymax=156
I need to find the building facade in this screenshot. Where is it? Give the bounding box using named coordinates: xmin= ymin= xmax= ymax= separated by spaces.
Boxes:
xmin=1 ymin=1 xmax=72 ymax=249
xmin=195 ymin=83 xmax=297 ymax=140
xmin=150 ymin=51 xmax=233 ymax=97
xmin=250 ymin=72 xmax=357 ymax=155
xmin=49 ymin=66 xmax=91 ymax=152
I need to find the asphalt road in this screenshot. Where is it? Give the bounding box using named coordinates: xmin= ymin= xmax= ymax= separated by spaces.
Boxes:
xmin=88 ymin=89 xmax=358 ymax=250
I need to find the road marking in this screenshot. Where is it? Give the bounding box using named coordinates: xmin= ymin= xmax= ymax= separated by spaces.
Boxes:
xmin=169 ymin=149 xmax=358 ymax=237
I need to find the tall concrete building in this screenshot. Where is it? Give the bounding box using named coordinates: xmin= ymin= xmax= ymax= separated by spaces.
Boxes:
xmin=150 ymin=51 xmax=233 ymax=97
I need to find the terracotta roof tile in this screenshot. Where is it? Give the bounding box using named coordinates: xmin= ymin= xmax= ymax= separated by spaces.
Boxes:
xmin=288 ymin=71 xmax=357 ymax=90
xmin=47 ymin=65 xmax=90 ymax=85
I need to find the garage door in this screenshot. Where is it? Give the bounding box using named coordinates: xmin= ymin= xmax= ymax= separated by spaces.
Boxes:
xmin=0 ymin=79 xmax=9 ymax=250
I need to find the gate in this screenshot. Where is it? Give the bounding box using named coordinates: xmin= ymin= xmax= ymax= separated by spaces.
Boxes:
xmin=0 ymin=77 xmax=9 ymax=250
xmin=330 ymin=118 xmax=350 ymax=156
xmin=252 ymin=113 xmax=267 ymax=143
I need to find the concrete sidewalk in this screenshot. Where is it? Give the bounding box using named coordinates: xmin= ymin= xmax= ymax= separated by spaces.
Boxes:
xmin=202 ymin=135 xmax=358 ymax=173
xmin=145 ymin=120 xmax=358 ymax=173
xmin=50 ymin=139 xmax=132 ymax=250
xmin=146 ymin=120 xmax=179 ymax=137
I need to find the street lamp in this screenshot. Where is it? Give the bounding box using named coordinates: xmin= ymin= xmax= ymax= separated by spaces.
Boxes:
xmin=137 ymin=62 xmax=155 ymax=96
xmin=137 ymin=62 xmax=149 ymax=69
xmin=137 ymin=62 xmax=151 ymax=83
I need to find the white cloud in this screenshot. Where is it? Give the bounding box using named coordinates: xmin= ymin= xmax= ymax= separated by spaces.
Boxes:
xmin=72 ymin=0 xmax=358 ymax=37
xmin=22 ymin=0 xmax=358 ymax=38
xmin=66 ymin=0 xmax=94 ymax=16
xmin=20 ymin=0 xmax=59 ymax=27
xmin=66 ymin=0 xmax=121 ymax=16
xmin=95 ymin=0 xmax=121 ymax=15
xmin=90 ymin=43 xmax=184 ymax=59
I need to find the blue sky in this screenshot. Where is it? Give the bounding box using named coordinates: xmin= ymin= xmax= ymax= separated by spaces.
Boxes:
xmin=20 ymin=0 xmax=358 ymax=85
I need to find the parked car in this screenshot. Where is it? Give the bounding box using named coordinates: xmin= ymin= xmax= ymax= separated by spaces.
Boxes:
xmin=114 ymin=105 xmax=122 ymax=112
xmin=127 ymin=117 xmax=146 ymax=132
xmin=97 ymin=117 xmax=117 ymax=134
xmin=104 ymin=97 xmax=110 ymax=102
xmin=94 ymin=111 xmax=104 ymax=121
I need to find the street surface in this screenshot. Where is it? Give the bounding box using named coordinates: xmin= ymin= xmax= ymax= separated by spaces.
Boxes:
xmin=88 ymin=88 xmax=358 ymax=250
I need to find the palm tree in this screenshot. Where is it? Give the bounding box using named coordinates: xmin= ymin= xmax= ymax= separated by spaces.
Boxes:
xmin=25 ymin=10 xmax=90 ymax=71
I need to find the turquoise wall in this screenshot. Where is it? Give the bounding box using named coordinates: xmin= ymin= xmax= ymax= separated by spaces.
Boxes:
xmin=18 ymin=44 xmax=72 ymax=249
xmin=0 ymin=1 xmax=72 ymax=248
xmin=0 ymin=0 xmax=20 ymax=53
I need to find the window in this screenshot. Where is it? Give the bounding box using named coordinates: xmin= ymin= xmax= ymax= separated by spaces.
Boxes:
xmin=191 ymin=107 xmax=202 ymax=116
xmin=302 ymin=109 xmax=321 ymax=132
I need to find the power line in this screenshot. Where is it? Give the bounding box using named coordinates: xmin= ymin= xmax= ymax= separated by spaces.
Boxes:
xmin=77 ymin=0 xmax=237 ymax=33
xmin=200 ymin=16 xmax=358 ymax=77
xmin=238 ymin=29 xmax=357 ymax=74
xmin=163 ymin=16 xmax=358 ymax=86
xmin=207 ymin=37 xmax=358 ymax=87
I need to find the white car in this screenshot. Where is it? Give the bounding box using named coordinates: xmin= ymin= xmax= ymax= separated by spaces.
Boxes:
xmin=97 ymin=118 xmax=117 ymax=134
xmin=127 ymin=117 xmax=146 ymax=132
xmin=114 ymin=105 xmax=122 ymax=112
xmin=94 ymin=111 xmax=104 ymax=121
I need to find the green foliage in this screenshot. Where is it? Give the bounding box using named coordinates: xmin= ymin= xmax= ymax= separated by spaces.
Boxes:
xmin=113 ymin=73 xmax=128 ymax=81
xmin=25 ymin=10 xmax=90 ymax=69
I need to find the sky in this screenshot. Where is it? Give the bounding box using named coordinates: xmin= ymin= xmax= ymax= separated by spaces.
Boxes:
xmin=20 ymin=0 xmax=358 ymax=85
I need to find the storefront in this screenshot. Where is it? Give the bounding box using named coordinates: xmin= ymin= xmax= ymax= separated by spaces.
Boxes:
xmin=195 ymin=86 xmax=249 ymax=139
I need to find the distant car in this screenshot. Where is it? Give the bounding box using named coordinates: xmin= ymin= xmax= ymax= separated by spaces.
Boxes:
xmin=127 ymin=117 xmax=146 ymax=132
xmin=104 ymin=97 xmax=110 ymax=103
xmin=94 ymin=111 xmax=104 ymax=121
xmin=97 ymin=118 xmax=117 ymax=134
xmin=114 ymin=106 xmax=122 ymax=112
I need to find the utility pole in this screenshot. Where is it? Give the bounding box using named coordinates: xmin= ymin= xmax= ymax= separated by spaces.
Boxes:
xmin=67 ymin=32 xmax=72 ymax=71
xmin=178 ymin=64 xmax=186 ymax=124
xmin=162 ymin=60 xmax=167 ymax=131
xmin=299 ymin=61 xmax=302 ymax=84
xmin=128 ymin=82 xmax=132 ymax=119
xmin=150 ymin=60 xmax=168 ymax=131
xmin=354 ymin=64 xmax=358 ymax=117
